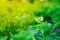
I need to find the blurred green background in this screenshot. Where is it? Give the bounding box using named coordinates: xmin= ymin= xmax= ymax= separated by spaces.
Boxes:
xmin=0 ymin=0 xmax=60 ymax=40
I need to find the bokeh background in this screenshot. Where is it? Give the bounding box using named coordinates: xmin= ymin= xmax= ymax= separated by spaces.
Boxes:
xmin=0 ymin=0 xmax=60 ymax=40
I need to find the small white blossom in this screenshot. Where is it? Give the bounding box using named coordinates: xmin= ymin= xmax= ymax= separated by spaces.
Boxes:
xmin=40 ymin=16 xmax=43 ymax=21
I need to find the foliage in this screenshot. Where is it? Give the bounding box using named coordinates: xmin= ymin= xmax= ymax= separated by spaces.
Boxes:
xmin=0 ymin=0 xmax=60 ymax=40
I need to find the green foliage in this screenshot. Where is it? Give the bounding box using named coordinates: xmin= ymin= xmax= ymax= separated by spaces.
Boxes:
xmin=0 ymin=0 xmax=60 ymax=40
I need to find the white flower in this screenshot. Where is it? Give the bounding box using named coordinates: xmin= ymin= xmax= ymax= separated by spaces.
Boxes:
xmin=40 ymin=16 xmax=43 ymax=21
